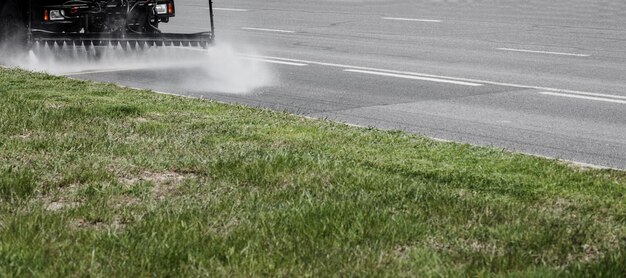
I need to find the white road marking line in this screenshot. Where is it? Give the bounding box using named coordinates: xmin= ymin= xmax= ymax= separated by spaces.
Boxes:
xmin=344 ymin=69 xmax=483 ymax=87
xmin=61 ymin=58 xmax=307 ymax=75
xmin=242 ymin=54 xmax=626 ymax=101
xmin=61 ymin=68 xmax=133 ymax=76
xmin=559 ymin=91 xmax=626 ymax=100
xmin=212 ymin=8 xmax=249 ymax=12
xmin=538 ymin=92 xmax=626 ymax=104
xmin=241 ymin=27 xmax=295 ymax=33
xmin=497 ymin=48 xmax=590 ymax=57
xmin=242 ymin=57 xmax=308 ymax=66
xmin=382 ymin=17 xmax=442 ymax=23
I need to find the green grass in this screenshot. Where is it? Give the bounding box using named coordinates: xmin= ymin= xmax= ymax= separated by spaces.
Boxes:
xmin=0 ymin=68 xmax=625 ymax=276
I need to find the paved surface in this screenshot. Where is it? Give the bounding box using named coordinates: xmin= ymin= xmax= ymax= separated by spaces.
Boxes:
xmin=53 ymin=0 xmax=626 ymax=168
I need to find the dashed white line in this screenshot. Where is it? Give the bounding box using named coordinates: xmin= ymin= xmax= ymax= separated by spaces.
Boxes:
xmin=241 ymin=27 xmax=295 ymax=33
xmin=242 ymin=57 xmax=308 ymax=66
xmin=382 ymin=17 xmax=442 ymax=23
xmin=344 ymin=69 xmax=483 ymax=87
xmin=212 ymin=8 xmax=249 ymax=12
xmin=538 ymin=92 xmax=626 ymax=104
xmin=497 ymin=48 xmax=590 ymax=57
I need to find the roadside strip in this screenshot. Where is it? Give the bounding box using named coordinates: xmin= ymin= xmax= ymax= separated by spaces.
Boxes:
xmin=57 ymin=49 xmax=623 ymax=105
xmin=241 ymin=54 xmax=625 ymax=103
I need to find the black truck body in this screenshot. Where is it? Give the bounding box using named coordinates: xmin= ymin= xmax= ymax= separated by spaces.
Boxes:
xmin=0 ymin=0 xmax=214 ymax=49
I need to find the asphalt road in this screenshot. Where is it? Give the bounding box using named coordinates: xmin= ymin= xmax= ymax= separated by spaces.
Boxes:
xmin=60 ymin=0 xmax=626 ymax=168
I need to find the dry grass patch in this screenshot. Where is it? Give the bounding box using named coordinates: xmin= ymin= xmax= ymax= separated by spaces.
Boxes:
xmin=70 ymin=217 xmax=126 ymax=231
xmin=118 ymin=170 xmax=197 ymax=201
xmin=107 ymin=195 xmax=141 ymax=209
xmin=119 ymin=171 xmax=190 ymax=186
xmin=45 ymin=201 xmax=80 ymax=212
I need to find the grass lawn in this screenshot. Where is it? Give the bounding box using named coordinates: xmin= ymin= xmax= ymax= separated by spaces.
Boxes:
xmin=1 ymin=68 xmax=625 ymax=276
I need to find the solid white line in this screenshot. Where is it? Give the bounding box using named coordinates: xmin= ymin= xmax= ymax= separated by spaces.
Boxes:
xmin=62 ymin=58 xmax=307 ymax=76
xmin=61 ymin=68 xmax=133 ymax=76
xmin=497 ymin=48 xmax=590 ymax=57
xmin=241 ymin=27 xmax=295 ymax=33
xmin=212 ymin=8 xmax=249 ymax=12
xmin=562 ymin=90 xmax=626 ymax=100
xmin=382 ymin=17 xmax=442 ymax=23
xmin=538 ymin=92 xmax=626 ymax=104
xmin=242 ymin=54 xmax=626 ymax=101
xmin=344 ymin=69 xmax=483 ymax=87
xmin=242 ymin=57 xmax=308 ymax=66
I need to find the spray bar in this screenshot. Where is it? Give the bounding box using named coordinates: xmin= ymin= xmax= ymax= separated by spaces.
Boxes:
xmin=31 ymin=31 xmax=214 ymax=48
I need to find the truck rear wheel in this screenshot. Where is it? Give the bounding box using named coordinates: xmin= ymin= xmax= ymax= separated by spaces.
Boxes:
xmin=0 ymin=0 xmax=27 ymax=49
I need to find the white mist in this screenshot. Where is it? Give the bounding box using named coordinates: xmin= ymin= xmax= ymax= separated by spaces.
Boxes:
xmin=0 ymin=42 xmax=275 ymax=94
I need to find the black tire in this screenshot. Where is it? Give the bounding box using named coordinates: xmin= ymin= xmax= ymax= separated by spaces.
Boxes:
xmin=0 ymin=0 xmax=28 ymax=50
